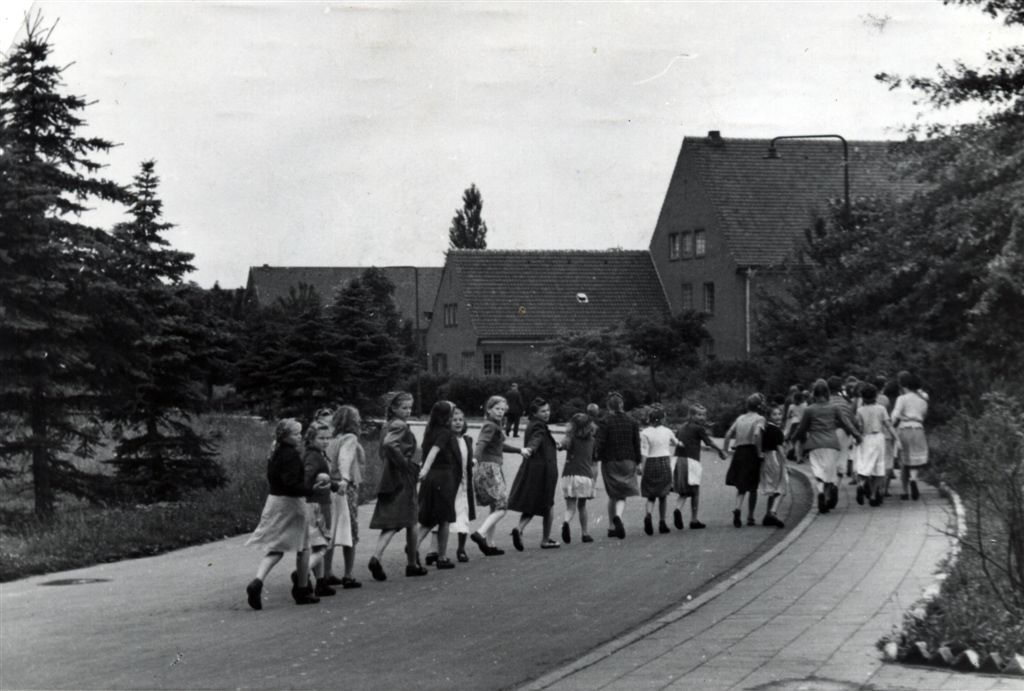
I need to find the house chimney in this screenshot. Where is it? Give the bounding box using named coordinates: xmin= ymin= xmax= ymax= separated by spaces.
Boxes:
xmin=706 ymin=130 xmax=724 ymax=146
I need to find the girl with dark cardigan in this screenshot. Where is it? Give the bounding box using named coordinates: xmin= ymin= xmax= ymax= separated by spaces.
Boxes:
xmin=245 ymin=418 xmax=325 ymax=609
xmin=722 ymin=394 xmax=767 ymax=528
xmin=508 ymin=397 xmax=561 ymax=550
xmin=415 ymin=401 xmax=460 ymax=569
xmin=368 ymin=392 xmax=428 ymax=581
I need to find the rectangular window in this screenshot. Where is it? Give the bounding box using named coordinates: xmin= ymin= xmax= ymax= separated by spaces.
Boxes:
xmin=461 ymin=350 xmax=475 ymax=372
xmin=432 ymin=353 xmax=448 ymax=374
xmin=681 ymin=231 xmax=693 ymax=258
xmin=703 ymin=282 xmax=715 ymax=314
xmin=443 ymin=303 xmax=458 ymax=327
xmin=681 ymin=283 xmax=693 ymax=310
xmin=668 ymin=233 xmax=680 ymax=260
xmin=483 ymin=352 xmax=503 ymax=376
xmin=694 ymin=229 xmax=707 ymax=257
xmin=704 ymin=337 xmax=716 ymax=359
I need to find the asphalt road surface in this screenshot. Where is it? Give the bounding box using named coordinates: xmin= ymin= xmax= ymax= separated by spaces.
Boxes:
xmin=1 ymin=429 xmax=808 ymax=690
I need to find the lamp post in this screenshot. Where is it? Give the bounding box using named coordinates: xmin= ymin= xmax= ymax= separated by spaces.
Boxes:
xmin=765 ymin=134 xmax=850 ymax=223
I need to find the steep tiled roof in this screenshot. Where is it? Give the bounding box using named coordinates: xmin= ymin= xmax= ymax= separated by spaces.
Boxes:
xmin=671 ymin=135 xmax=919 ymax=267
xmin=447 ymin=250 xmax=669 ymax=339
xmin=246 ymin=266 xmax=442 ymax=326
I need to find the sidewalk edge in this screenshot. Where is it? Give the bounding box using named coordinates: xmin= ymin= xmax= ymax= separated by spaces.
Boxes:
xmin=519 ymin=465 xmax=817 ymax=691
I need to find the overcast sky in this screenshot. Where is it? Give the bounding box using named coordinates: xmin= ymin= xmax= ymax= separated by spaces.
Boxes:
xmin=2 ymin=2 xmax=1018 ymax=288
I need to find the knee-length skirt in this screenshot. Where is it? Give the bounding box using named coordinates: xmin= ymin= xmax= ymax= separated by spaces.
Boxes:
xmin=673 ymin=457 xmax=702 ymax=496
xmin=508 ymin=458 xmax=558 ymax=516
xmin=759 ymin=452 xmax=789 ymax=495
xmin=418 ymin=467 xmax=457 ymax=527
xmin=601 ymin=459 xmax=639 ymax=500
xmin=331 ymin=485 xmax=359 ymax=548
xmin=246 ymin=494 xmax=309 ymax=553
xmin=725 ymin=446 xmax=761 ymax=493
xmin=856 ymin=432 xmax=887 ymax=477
xmin=562 ymin=474 xmax=596 ymax=499
xmin=306 ymin=501 xmax=331 ymax=549
xmin=808 ymin=447 xmax=840 ymax=485
xmin=369 ymin=478 xmax=418 ymax=531
xmin=898 ymin=427 xmax=929 ymax=467
xmin=641 ymin=456 xmax=672 ymax=499
xmin=474 ymin=461 xmax=508 ymax=510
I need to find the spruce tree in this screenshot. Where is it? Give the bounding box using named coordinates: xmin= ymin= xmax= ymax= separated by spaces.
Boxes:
xmin=104 ymin=161 xmax=225 ymax=502
xmin=0 ymin=16 xmax=133 ymax=515
xmin=448 ymin=184 xmax=489 ymax=249
xmin=328 ymin=276 xmax=408 ymax=407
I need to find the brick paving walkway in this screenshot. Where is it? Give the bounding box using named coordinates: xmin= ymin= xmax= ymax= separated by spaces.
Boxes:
xmin=525 ymin=472 xmax=1024 ymax=691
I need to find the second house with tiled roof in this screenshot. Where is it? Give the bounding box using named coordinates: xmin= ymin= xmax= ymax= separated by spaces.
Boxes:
xmin=425 ymin=250 xmax=669 ymax=376
xmin=650 ymin=131 xmax=918 ymax=360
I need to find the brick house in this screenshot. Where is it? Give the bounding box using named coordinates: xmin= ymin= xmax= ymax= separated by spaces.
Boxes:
xmin=649 ymin=131 xmax=918 ymax=360
xmin=245 ymin=265 xmax=442 ymax=342
xmin=425 ymin=250 xmax=669 ymax=376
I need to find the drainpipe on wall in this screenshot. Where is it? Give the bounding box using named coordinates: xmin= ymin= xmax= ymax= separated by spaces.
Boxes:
xmin=744 ymin=268 xmax=755 ymax=357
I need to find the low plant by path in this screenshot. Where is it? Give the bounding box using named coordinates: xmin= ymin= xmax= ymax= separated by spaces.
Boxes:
xmin=0 ymin=415 xmax=383 ymax=582
xmin=880 ymin=393 xmax=1024 ymax=671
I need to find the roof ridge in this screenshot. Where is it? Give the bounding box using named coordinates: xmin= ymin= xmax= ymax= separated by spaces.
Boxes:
xmin=681 ymin=134 xmax=902 ymax=145
xmin=447 ymin=249 xmax=647 ymax=255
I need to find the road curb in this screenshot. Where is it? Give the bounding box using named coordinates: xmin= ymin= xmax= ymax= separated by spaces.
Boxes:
xmin=519 ymin=464 xmax=817 ymax=691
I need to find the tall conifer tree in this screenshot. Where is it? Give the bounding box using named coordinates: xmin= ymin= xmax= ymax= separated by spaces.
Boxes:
xmin=0 ymin=16 xmax=132 ymax=515
xmin=104 ymin=161 xmax=225 ymax=501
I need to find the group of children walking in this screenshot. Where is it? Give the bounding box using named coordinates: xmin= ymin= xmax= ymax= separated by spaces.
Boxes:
xmin=244 ymin=370 xmax=928 ymax=609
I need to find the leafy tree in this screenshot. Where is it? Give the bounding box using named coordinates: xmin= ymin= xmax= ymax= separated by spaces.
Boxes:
xmin=103 ymin=161 xmax=226 ymax=501
xmin=758 ymin=0 xmax=1024 ymax=410
xmin=546 ymin=330 xmax=627 ymax=403
xmin=448 ymin=183 xmax=488 ymax=249
xmin=0 ymin=16 xmax=133 ymax=515
xmin=624 ymin=311 xmax=709 ymax=396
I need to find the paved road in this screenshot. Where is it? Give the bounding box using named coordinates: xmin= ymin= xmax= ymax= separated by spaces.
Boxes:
xmin=1 ymin=436 xmax=808 ymax=690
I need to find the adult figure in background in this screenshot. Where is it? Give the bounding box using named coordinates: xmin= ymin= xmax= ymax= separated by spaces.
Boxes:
xmin=504 ymin=383 xmax=526 ymax=438
xmin=790 ymin=379 xmax=862 ymax=514
xmin=245 ymin=418 xmax=321 ymax=609
xmin=596 ymin=392 xmax=641 ymax=540
xmin=892 ymin=370 xmax=929 ymax=500
xmin=508 ymin=397 xmax=561 ymax=550
xmin=368 ymin=391 xmax=427 ymax=581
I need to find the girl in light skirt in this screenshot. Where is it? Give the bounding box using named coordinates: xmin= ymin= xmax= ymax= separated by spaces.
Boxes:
xmin=558 ymin=412 xmax=597 ymax=544
xmin=245 ymin=418 xmax=326 ymax=609
xmin=325 ymin=405 xmax=364 ymax=589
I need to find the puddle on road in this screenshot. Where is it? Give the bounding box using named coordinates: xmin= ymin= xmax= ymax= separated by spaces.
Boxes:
xmin=39 ymin=578 xmax=111 ymax=586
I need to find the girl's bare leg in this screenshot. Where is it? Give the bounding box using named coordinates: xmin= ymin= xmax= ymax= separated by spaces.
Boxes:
xmin=255 ymin=552 xmax=283 ymax=581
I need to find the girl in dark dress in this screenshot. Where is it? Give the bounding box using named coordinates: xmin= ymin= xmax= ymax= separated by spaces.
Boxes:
xmin=415 ymin=401 xmax=460 ymax=569
xmin=508 ymin=398 xmax=560 ymax=550
xmin=368 ymin=391 xmax=428 ymax=581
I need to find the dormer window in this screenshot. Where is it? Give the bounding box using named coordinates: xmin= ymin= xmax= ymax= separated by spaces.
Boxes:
xmin=576 ymin=293 xmax=589 ymax=304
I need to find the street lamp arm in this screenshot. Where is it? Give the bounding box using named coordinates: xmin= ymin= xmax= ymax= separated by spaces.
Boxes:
xmin=765 ymin=134 xmax=850 ymax=222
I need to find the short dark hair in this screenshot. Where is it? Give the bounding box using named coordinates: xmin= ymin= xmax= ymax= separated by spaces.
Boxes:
xmin=827 ymin=376 xmax=844 ymax=394
xmin=528 ymin=397 xmax=549 ymax=416
xmin=860 ymin=383 xmax=878 ymax=403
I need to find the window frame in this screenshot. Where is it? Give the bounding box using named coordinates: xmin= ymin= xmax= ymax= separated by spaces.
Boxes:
xmin=668 ymin=233 xmax=680 ymax=261
xmin=694 ymin=229 xmax=707 ymax=258
xmin=483 ymin=351 xmax=503 ymax=376
xmin=680 ymin=282 xmax=694 ymax=310
xmin=681 ymin=231 xmax=694 ymax=258
xmin=702 ymin=281 xmax=715 ymax=314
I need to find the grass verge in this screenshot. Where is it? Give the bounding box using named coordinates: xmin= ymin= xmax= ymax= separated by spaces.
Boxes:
xmin=0 ymin=415 xmax=383 ymax=582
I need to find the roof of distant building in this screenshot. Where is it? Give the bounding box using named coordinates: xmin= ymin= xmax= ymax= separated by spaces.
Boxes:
xmin=659 ymin=134 xmax=921 ymax=267
xmin=246 ymin=265 xmax=442 ymax=325
xmin=444 ymin=249 xmax=669 ymax=339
